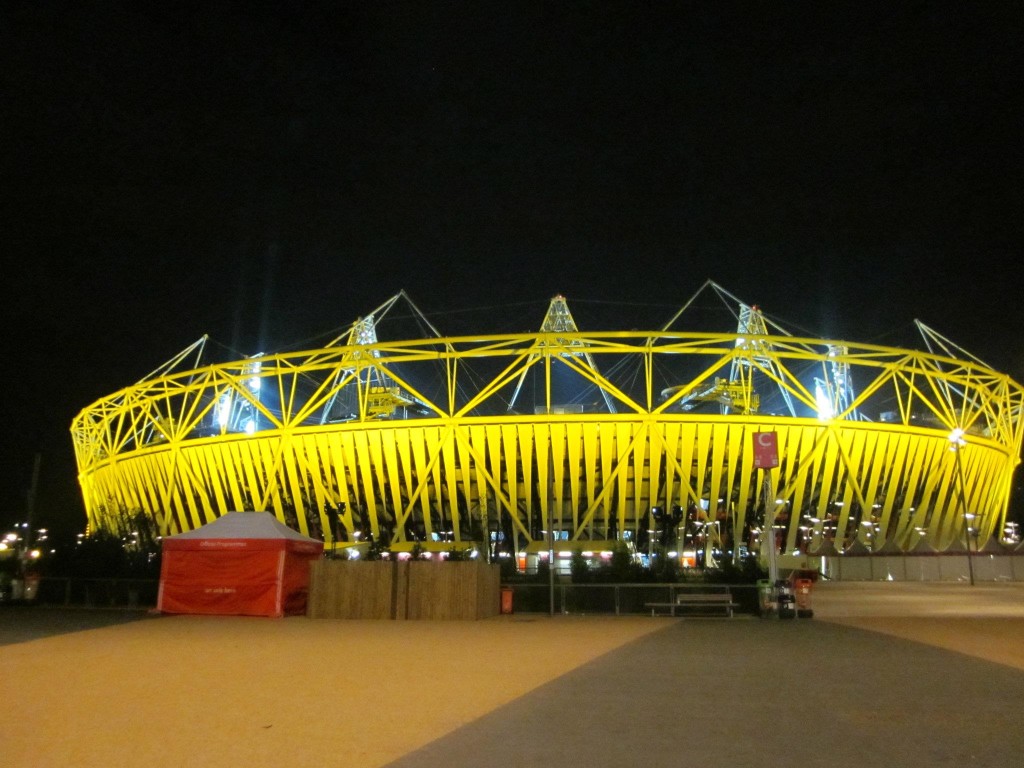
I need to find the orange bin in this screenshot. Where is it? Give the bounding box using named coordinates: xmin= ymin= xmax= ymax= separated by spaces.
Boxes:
xmin=500 ymin=587 xmax=514 ymax=615
xmin=794 ymin=578 xmax=814 ymax=618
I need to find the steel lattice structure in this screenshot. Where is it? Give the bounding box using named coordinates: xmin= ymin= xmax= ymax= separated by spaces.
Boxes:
xmin=71 ymin=285 xmax=1024 ymax=562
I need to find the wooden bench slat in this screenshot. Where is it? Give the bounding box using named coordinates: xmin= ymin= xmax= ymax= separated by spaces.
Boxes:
xmin=644 ymin=589 xmax=737 ymax=617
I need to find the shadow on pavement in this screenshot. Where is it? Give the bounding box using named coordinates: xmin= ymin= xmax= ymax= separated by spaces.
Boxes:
xmin=0 ymin=604 xmax=158 ymax=646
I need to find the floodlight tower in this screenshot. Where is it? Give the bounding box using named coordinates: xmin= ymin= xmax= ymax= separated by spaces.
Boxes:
xmin=729 ymin=304 xmax=796 ymax=417
xmin=212 ymin=353 xmax=264 ymax=435
xmin=508 ymin=295 xmax=617 ymax=414
xmin=826 ymin=345 xmax=856 ymax=419
xmin=319 ymin=292 xmax=444 ymax=424
xmin=319 ymin=313 xmax=385 ymax=423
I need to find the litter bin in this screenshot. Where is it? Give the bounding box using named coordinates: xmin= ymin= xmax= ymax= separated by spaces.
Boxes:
xmin=776 ymin=579 xmax=796 ymax=620
xmin=794 ymin=577 xmax=814 ymax=618
xmin=500 ymin=586 xmax=514 ymax=615
xmin=757 ymin=579 xmax=775 ymax=617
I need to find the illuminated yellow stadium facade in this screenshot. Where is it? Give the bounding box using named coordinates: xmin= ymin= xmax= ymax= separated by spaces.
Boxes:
xmin=71 ymin=284 xmax=1024 ymax=564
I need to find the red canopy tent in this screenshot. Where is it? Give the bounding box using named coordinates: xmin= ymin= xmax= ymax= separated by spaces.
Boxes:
xmin=157 ymin=511 xmax=324 ymax=617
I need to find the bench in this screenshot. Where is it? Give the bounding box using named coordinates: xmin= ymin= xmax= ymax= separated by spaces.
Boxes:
xmin=645 ymin=588 xmax=738 ymax=617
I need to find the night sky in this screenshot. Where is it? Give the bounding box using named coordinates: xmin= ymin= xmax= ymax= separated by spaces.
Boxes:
xmin=3 ymin=2 xmax=1023 ymax=534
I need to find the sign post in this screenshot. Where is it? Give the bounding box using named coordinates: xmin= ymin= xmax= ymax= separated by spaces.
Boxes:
xmin=752 ymin=432 xmax=780 ymax=591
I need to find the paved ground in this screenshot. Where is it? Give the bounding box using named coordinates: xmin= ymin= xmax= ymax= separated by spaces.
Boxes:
xmin=0 ymin=604 xmax=157 ymax=645
xmin=2 ymin=582 xmax=1023 ymax=767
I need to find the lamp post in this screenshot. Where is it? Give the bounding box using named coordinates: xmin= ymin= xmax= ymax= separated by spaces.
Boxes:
xmin=763 ymin=472 xmax=779 ymax=585
xmin=548 ymin=522 xmax=557 ymax=618
xmin=949 ymin=429 xmax=975 ymax=586
xmin=753 ymin=431 xmax=781 ymax=616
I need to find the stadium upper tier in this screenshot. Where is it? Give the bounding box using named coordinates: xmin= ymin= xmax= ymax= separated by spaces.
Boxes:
xmin=71 ymin=283 xmax=1024 ymax=560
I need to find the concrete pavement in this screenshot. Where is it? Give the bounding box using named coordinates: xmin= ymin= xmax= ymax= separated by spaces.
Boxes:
xmin=2 ymin=582 xmax=1023 ymax=767
xmin=389 ymin=582 xmax=1024 ymax=767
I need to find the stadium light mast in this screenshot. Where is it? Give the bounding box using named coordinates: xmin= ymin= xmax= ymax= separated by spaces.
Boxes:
xmin=508 ymin=295 xmax=617 ymax=414
xmin=826 ymin=345 xmax=856 ymax=419
xmin=730 ymin=304 xmax=797 ymax=417
xmin=320 ymin=312 xmax=385 ymax=423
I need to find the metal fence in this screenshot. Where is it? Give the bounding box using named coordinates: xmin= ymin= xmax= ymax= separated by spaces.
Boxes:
xmin=15 ymin=577 xmax=764 ymax=616
xmin=502 ymin=582 xmax=761 ymax=615
xmin=27 ymin=577 xmax=160 ymax=609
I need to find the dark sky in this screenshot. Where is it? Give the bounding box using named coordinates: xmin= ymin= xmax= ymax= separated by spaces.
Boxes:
xmin=3 ymin=2 xmax=1023 ymax=533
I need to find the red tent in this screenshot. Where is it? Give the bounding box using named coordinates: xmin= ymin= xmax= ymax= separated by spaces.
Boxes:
xmin=157 ymin=511 xmax=324 ymax=617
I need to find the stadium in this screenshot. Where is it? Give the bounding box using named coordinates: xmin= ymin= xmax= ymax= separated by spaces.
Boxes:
xmin=71 ymin=281 xmax=1024 ymax=573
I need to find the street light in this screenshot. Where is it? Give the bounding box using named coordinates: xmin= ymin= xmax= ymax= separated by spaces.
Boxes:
xmin=948 ymin=428 xmax=975 ymax=586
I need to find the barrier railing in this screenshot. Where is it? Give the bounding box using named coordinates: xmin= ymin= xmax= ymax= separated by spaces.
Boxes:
xmin=23 ymin=577 xmax=160 ymax=609
xmin=501 ymin=582 xmax=761 ymax=615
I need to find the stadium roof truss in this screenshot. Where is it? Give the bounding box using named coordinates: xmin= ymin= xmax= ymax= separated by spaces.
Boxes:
xmin=72 ymin=286 xmax=1024 ymax=558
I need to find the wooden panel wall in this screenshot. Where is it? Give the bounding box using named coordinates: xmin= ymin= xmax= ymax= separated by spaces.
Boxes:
xmin=307 ymin=559 xmax=500 ymax=620
xmin=307 ymin=560 xmax=395 ymax=619
xmin=406 ymin=562 xmax=500 ymax=620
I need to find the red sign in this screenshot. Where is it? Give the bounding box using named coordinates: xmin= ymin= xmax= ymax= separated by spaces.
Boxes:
xmin=752 ymin=431 xmax=779 ymax=469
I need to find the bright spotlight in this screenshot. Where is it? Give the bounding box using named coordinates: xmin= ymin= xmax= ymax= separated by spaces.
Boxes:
xmin=814 ymin=380 xmax=833 ymax=421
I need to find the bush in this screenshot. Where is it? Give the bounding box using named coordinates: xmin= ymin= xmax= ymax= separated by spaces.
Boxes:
xmin=365 ymin=538 xmax=389 ymax=560
xmin=593 ymin=541 xmax=646 ymax=583
xmin=649 ymin=553 xmax=680 ymax=583
xmin=48 ymin=530 xmax=161 ymax=579
xmin=498 ymin=556 xmax=519 ymax=580
xmin=703 ymin=554 xmax=766 ymax=584
xmin=569 ymin=550 xmax=591 ymax=583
